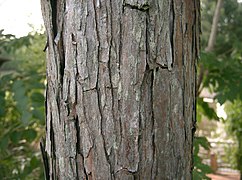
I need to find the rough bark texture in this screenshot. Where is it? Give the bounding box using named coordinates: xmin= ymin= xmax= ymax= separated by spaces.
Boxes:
xmin=41 ymin=0 xmax=200 ymax=179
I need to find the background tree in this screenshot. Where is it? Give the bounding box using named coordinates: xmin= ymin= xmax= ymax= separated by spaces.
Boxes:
xmin=199 ymin=0 xmax=242 ymax=104
xmin=41 ymin=0 xmax=200 ymax=179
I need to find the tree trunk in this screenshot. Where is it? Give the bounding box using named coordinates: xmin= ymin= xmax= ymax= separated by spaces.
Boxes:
xmin=205 ymin=0 xmax=223 ymax=52
xmin=41 ymin=0 xmax=200 ymax=179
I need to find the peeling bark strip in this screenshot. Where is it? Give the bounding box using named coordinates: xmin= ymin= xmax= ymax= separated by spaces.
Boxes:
xmin=41 ymin=0 xmax=200 ymax=179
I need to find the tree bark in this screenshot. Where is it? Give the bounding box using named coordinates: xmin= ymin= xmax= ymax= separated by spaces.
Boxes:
xmin=41 ymin=0 xmax=200 ymax=179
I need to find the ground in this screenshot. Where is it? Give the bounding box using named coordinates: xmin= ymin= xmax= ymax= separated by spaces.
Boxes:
xmin=207 ymin=171 xmax=240 ymax=180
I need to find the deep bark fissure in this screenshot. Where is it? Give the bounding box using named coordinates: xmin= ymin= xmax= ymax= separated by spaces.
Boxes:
xmin=170 ymin=0 xmax=175 ymax=64
xmin=123 ymin=3 xmax=149 ymax=12
xmin=182 ymin=33 xmax=186 ymax=120
xmin=117 ymin=7 xmax=123 ymax=154
xmin=40 ymin=137 xmax=50 ymax=180
xmin=150 ymin=69 xmax=157 ymax=179
xmin=59 ymin=36 xmax=65 ymax=84
xmin=49 ymin=112 xmax=56 ymax=179
xmin=75 ymin=116 xmax=81 ymax=154
xmin=73 ymin=34 xmax=78 ymax=81
xmin=50 ymin=0 xmax=57 ymax=37
xmin=137 ymin=107 xmax=142 ymax=176
xmin=74 ymin=116 xmax=81 ymax=179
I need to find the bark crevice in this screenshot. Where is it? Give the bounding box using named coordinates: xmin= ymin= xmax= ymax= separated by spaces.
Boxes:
xmin=123 ymin=3 xmax=149 ymax=12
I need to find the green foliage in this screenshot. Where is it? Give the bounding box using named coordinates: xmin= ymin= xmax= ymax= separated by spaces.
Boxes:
xmin=201 ymin=50 xmax=242 ymax=104
xmin=200 ymin=0 xmax=216 ymax=47
xmin=197 ymin=97 xmax=219 ymax=122
xmin=193 ymin=136 xmax=212 ymax=180
xmin=0 ymin=30 xmax=46 ymax=179
xmin=198 ymin=0 xmax=242 ymax=176
xmin=200 ymin=0 xmax=242 ymax=104
xmin=195 ymin=0 xmax=242 ymax=177
xmin=225 ymin=100 xmax=242 ymax=173
xmin=222 ymin=143 xmax=238 ymax=170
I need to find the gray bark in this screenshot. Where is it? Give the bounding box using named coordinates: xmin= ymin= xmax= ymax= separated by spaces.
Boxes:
xmin=41 ymin=0 xmax=200 ymax=179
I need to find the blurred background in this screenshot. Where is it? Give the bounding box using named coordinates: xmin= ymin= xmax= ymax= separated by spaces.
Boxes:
xmin=0 ymin=0 xmax=242 ymax=179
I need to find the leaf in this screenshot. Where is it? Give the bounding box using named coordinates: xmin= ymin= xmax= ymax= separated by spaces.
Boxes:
xmin=193 ymin=143 xmax=200 ymax=156
xmin=215 ymin=92 xmax=227 ymax=105
xmin=22 ymin=129 xmax=37 ymax=142
xmin=0 ymin=91 xmax=5 ymax=116
xmin=12 ymin=80 xmax=29 ymax=112
xmin=195 ymin=136 xmax=211 ymax=150
xmin=27 ymin=81 xmax=45 ymax=90
xmin=0 ymin=135 xmax=9 ymax=150
xmin=30 ymin=92 xmax=44 ymax=105
xmin=193 ymin=135 xmax=212 ymax=179
xmin=197 ymin=97 xmax=219 ymax=121
xmin=0 ymin=74 xmax=12 ymax=87
xmin=193 ymin=154 xmax=202 ymax=165
xmin=193 ymin=168 xmax=211 ymax=180
xmin=197 ymin=112 xmax=202 ymax=122
xmin=32 ymin=108 xmax=45 ymax=122
xmin=21 ymin=111 xmax=32 ymax=125
xmin=9 ymin=131 xmax=22 ymax=144
xmin=199 ymin=163 xmax=213 ymax=174
xmin=30 ymin=156 xmax=39 ymax=169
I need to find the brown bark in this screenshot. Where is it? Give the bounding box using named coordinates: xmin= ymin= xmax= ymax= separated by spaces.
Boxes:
xmin=41 ymin=0 xmax=200 ymax=179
